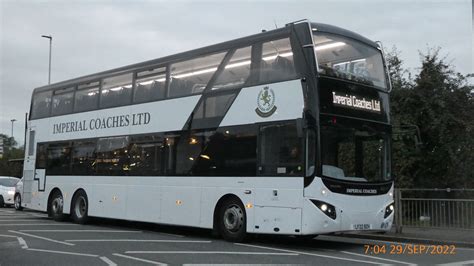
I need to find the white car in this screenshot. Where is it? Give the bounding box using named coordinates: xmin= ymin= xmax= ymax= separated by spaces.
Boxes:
xmin=0 ymin=176 xmax=20 ymax=207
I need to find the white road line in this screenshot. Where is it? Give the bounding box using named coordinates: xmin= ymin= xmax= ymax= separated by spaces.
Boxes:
xmin=235 ymin=243 xmax=381 ymax=265
xmin=0 ymin=219 xmax=50 ymax=222
xmin=99 ymin=256 xmax=117 ymax=266
xmin=0 ymin=223 xmax=76 ymax=226
xmin=439 ymin=260 xmax=474 ymax=266
xmin=17 ymin=237 xmax=28 ymax=249
xmin=0 ymin=234 xmax=17 ymax=238
xmin=19 ymin=229 xmax=142 ymax=233
xmin=113 ymin=253 xmax=168 ymax=265
xmin=27 ymin=248 xmax=98 ymax=257
xmin=340 ymin=251 xmax=415 ymax=265
xmin=156 ymin=232 xmax=184 ymax=238
xmin=66 ymin=239 xmax=212 ymax=243
xmin=125 ymin=251 xmax=298 ymax=256
xmin=9 ymin=230 xmax=75 ymax=246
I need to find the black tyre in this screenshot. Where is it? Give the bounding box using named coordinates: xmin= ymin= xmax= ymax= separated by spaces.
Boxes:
xmin=14 ymin=194 xmax=23 ymax=210
xmin=71 ymin=190 xmax=89 ymax=224
xmin=0 ymin=196 xmax=4 ymax=208
xmin=217 ymin=197 xmax=247 ymax=242
xmin=49 ymin=190 xmax=65 ymax=221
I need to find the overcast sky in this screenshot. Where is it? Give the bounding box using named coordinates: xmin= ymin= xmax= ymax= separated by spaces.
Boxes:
xmin=0 ymin=0 xmax=472 ymax=146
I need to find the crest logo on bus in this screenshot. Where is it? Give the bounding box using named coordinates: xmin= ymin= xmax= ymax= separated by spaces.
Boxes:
xmin=256 ymin=86 xmax=277 ymax=117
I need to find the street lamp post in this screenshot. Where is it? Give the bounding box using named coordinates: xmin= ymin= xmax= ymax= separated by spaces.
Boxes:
xmin=41 ymin=35 xmax=52 ymax=84
xmin=10 ymin=119 xmax=17 ymax=139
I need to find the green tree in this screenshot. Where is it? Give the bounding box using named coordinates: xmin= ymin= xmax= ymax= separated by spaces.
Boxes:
xmin=0 ymin=134 xmax=24 ymax=177
xmin=388 ymin=48 xmax=474 ymax=188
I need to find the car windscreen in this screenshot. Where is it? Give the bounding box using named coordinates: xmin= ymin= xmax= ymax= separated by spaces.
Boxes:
xmin=0 ymin=178 xmax=19 ymax=187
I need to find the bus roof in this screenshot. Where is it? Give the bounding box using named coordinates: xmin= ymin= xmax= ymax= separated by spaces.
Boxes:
xmin=32 ymin=21 xmax=379 ymax=95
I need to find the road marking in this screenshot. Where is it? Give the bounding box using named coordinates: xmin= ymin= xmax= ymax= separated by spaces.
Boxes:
xmin=66 ymin=239 xmax=212 ymax=243
xmin=113 ymin=253 xmax=168 ymax=265
xmin=19 ymin=229 xmax=142 ymax=233
xmin=156 ymin=232 xmax=184 ymax=238
xmin=27 ymin=248 xmax=98 ymax=257
xmin=99 ymin=256 xmax=117 ymax=266
xmin=0 ymin=219 xmax=50 ymax=222
xmin=125 ymin=251 xmax=298 ymax=256
xmin=0 ymin=223 xmax=76 ymax=226
xmin=340 ymin=251 xmax=415 ymax=265
xmin=439 ymin=260 xmax=474 ymax=266
xmin=235 ymin=243 xmax=381 ymax=265
xmin=0 ymin=234 xmax=17 ymax=238
xmin=17 ymin=237 xmax=28 ymax=249
xmin=9 ymin=230 xmax=75 ymax=246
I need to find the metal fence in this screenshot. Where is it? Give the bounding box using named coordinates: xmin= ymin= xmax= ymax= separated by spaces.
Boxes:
xmin=395 ymin=188 xmax=474 ymax=233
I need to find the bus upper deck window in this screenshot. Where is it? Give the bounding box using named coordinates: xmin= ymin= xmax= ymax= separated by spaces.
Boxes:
xmin=212 ymin=46 xmax=252 ymax=90
xmin=134 ymin=67 xmax=167 ymax=104
xmin=100 ymin=73 xmax=133 ymax=108
xmin=259 ymin=38 xmax=297 ymax=83
xmin=169 ymin=52 xmax=226 ymax=98
xmin=31 ymin=91 xmax=52 ymax=119
xmin=51 ymin=87 xmax=74 ymax=116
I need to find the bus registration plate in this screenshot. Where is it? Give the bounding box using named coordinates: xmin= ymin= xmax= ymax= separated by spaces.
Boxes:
xmin=352 ymin=224 xmax=372 ymax=230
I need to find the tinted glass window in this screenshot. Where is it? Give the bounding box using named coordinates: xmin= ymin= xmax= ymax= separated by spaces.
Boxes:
xmin=212 ymin=47 xmax=251 ymax=90
xmin=100 ymin=73 xmax=133 ymax=108
xmin=175 ymin=131 xmax=212 ymax=175
xmin=259 ymin=123 xmax=303 ymax=176
xmin=259 ymin=38 xmax=297 ymax=83
xmin=71 ymin=140 xmax=96 ymax=175
xmin=46 ymin=142 xmax=71 ymax=175
xmin=52 ymin=88 xmax=74 ymax=116
xmin=31 ymin=91 xmax=52 ymax=119
xmin=95 ymin=137 xmax=129 ymax=175
xmin=192 ymin=126 xmax=257 ymax=176
xmin=192 ymin=92 xmax=237 ymax=129
xmin=75 ymin=85 xmax=99 ymax=112
xmin=169 ymin=52 xmax=226 ymax=97
xmin=134 ymin=67 xmax=167 ymax=104
xmin=313 ymin=33 xmax=387 ymax=89
xmin=128 ymin=134 xmax=165 ymax=175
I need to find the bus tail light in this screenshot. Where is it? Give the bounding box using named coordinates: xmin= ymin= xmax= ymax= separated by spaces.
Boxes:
xmin=384 ymin=202 xmax=394 ymax=218
xmin=311 ymin=199 xmax=336 ymax=220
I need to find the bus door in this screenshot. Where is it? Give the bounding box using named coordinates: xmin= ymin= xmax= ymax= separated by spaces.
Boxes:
xmin=22 ymin=126 xmax=37 ymax=206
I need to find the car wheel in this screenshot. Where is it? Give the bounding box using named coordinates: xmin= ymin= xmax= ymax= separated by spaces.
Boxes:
xmin=71 ymin=190 xmax=89 ymax=224
xmin=0 ymin=196 xmax=4 ymax=208
xmin=14 ymin=194 xmax=23 ymax=210
xmin=218 ymin=197 xmax=247 ymax=242
xmin=49 ymin=191 xmax=65 ymax=221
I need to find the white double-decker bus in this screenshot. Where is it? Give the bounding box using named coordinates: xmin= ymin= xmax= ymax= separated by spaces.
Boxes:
xmin=21 ymin=20 xmax=393 ymax=241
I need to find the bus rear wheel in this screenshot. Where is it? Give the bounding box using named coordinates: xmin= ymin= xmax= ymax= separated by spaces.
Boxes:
xmin=71 ymin=190 xmax=89 ymax=224
xmin=49 ymin=190 xmax=65 ymax=221
xmin=218 ymin=198 xmax=247 ymax=242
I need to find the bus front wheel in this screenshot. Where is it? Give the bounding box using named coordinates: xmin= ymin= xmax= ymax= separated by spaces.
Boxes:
xmin=218 ymin=197 xmax=247 ymax=242
xmin=71 ymin=190 xmax=89 ymax=224
xmin=49 ymin=190 xmax=65 ymax=221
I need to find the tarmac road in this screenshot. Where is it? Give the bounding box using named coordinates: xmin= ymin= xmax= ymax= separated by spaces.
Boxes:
xmin=1 ymin=208 xmax=473 ymax=265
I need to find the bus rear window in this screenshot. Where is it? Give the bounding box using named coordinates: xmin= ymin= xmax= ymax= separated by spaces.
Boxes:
xmin=31 ymin=91 xmax=52 ymax=119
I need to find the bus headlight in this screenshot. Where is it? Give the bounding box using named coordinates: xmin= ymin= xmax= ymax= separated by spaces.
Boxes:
xmin=311 ymin=199 xmax=336 ymax=220
xmin=384 ymin=202 xmax=394 ymax=218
